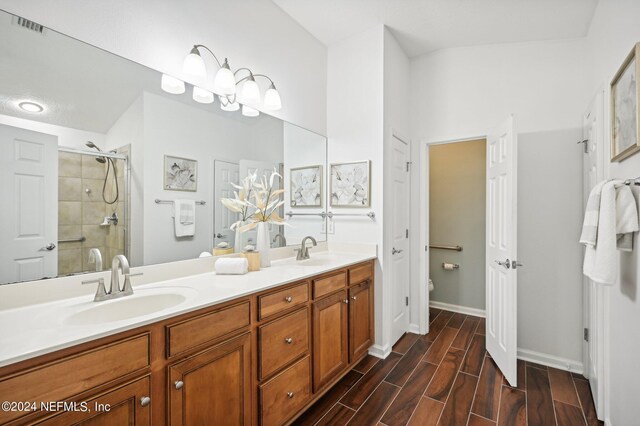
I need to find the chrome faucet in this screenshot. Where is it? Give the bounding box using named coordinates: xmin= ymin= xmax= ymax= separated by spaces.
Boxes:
xmin=272 ymin=233 xmax=287 ymax=247
xmin=82 ymin=254 xmax=142 ymax=302
xmin=88 ymin=248 xmax=103 ymax=272
xmin=295 ymin=236 xmax=317 ymax=260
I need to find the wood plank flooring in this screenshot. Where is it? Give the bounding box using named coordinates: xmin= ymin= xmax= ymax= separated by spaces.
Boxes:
xmin=293 ymin=308 xmax=603 ymax=426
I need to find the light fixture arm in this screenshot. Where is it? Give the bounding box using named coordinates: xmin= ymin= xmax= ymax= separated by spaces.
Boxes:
xmin=234 ymin=69 xmax=276 ymax=88
xmin=193 ymin=44 xmax=223 ymax=68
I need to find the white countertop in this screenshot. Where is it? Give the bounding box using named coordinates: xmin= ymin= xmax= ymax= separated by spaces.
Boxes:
xmin=0 ymin=249 xmax=376 ymax=368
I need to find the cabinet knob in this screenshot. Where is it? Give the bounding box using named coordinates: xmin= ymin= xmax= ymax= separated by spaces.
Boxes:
xmin=284 ymin=296 xmax=293 ymax=303
xmin=287 ymin=392 xmax=294 ymax=399
xmin=175 ymin=380 xmax=184 ymax=390
xmin=351 ymin=295 xmax=357 ymax=300
xmin=285 ymin=337 xmax=293 ymax=344
xmin=140 ymin=396 xmax=151 ymax=407
xmin=343 ymin=299 xmax=349 ymax=304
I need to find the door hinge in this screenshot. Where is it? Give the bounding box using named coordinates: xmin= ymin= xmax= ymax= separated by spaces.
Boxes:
xmin=405 ymin=296 xmax=409 ymax=306
xmin=425 ymin=245 xmax=428 ymax=252
xmin=406 ymin=229 xmax=409 ymax=238
xmin=583 ymin=327 xmax=589 ymax=342
xmin=406 ymin=161 xmax=412 ymax=172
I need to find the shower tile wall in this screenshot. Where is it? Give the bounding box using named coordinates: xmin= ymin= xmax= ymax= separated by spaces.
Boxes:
xmin=57 ymin=152 xmax=126 ymax=275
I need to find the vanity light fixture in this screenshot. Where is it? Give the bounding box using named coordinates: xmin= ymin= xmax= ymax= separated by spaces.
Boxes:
xmin=242 ymin=104 xmax=259 ymax=117
xmin=177 ymin=44 xmax=283 ymax=114
xmin=161 ymin=74 xmax=185 ymax=94
xmin=192 ymin=86 xmax=214 ymax=104
xmin=18 ymin=101 xmax=44 ymax=113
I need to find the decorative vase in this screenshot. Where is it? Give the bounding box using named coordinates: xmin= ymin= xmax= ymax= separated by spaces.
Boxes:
xmin=234 ymin=221 xmax=247 ymax=253
xmin=256 ymin=222 xmax=271 ymax=267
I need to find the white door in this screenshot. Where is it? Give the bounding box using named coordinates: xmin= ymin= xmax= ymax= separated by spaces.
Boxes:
xmin=0 ymin=124 xmax=58 ymax=284
xmin=485 ymin=116 xmax=519 ymax=386
xmin=390 ymin=134 xmax=411 ymax=344
xmin=582 ymin=91 xmax=606 ymax=420
xmin=239 ymin=159 xmax=282 ymax=246
xmin=213 ymin=160 xmax=239 ymax=247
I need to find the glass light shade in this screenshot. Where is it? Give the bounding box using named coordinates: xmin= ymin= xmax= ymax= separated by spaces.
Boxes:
xmin=192 ymin=86 xmax=214 ymax=104
xmin=263 ymin=85 xmax=282 ymax=110
xmin=242 ymin=105 xmax=259 ymax=117
xmin=220 ymin=97 xmax=240 ymax=111
xmin=214 ymin=60 xmax=236 ymax=95
xmin=241 ymin=78 xmax=260 ymax=105
xmin=161 ymin=74 xmax=185 ymax=94
xmin=183 ymin=50 xmax=206 ymax=78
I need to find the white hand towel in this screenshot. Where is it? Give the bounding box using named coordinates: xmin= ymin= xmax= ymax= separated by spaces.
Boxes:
xmin=215 ymin=258 xmax=249 ymax=275
xmin=615 ymin=185 xmax=639 ymax=251
xmin=580 ymin=180 xmax=608 ymax=247
xmin=172 ymin=199 xmax=196 ymax=237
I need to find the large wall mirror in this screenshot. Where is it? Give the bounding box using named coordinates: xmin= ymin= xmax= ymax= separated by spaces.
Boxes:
xmin=0 ymin=10 xmax=327 ymax=285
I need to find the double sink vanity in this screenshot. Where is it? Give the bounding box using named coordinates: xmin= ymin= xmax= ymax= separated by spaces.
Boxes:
xmin=0 ymin=247 xmax=376 ymax=425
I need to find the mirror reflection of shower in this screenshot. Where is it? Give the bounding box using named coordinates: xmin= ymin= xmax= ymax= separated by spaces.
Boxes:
xmin=85 ymin=141 xmax=119 ymax=206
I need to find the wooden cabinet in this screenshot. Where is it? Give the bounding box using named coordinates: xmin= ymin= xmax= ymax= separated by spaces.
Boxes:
xmin=35 ymin=377 xmax=151 ymax=426
xmin=167 ymin=332 xmax=251 ymax=426
xmin=259 ymin=356 xmax=311 ymax=426
xmin=258 ymin=307 xmax=309 ymax=380
xmin=312 ymin=290 xmax=349 ymax=392
xmin=349 ymin=280 xmax=374 ymax=362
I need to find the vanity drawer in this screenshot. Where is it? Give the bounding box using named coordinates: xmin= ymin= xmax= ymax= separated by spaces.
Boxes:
xmin=0 ymin=334 xmax=150 ymax=424
xmin=258 ymin=282 xmax=309 ymax=320
xmin=313 ymin=271 xmax=347 ymax=299
xmin=260 ymin=355 xmax=311 ymax=426
xmin=167 ymin=301 xmax=250 ymax=357
xmin=259 ymin=307 xmax=309 ymax=380
xmin=349 ymin=261 xmax=373 ymax=285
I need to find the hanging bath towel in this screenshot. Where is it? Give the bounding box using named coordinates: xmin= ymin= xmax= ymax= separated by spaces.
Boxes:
xmin=172 ymin=199 xmax=196 ymax=237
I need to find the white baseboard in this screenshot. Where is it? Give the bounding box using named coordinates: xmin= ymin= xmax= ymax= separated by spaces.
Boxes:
xmin=408 ymin=323 xmax=422 ymax=334
xmin=368 ymin=344 xmax=391 ymax=359
xmin=517 ymin=348 xmax=583 ymax=374
xmin=429 ymin=301 xmax=486 ymax=318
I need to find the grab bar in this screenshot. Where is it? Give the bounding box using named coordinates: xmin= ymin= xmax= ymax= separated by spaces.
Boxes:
xmin=430 ymin=244 xmax=463 ymax=252
xmin=59 ymin=236 xmax=86 ymax=243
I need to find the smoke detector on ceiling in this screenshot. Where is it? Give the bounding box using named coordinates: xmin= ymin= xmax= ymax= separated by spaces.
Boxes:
xmin=11 ymin=16 xmax=45 ymax=35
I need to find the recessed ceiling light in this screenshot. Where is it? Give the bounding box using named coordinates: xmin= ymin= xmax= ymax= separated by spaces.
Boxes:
xmin=18 ymin=101 xmax=44 ymax=113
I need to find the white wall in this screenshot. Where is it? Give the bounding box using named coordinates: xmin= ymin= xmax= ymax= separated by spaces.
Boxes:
xmin=410 ymin=38 xmax=587 ymax=366
xmin=327 ymin=26 xmax=387 ymax=351
xmin=0 ymin=114 xmax=106 ymax=149
xmin=584 ymin=1 xmax=640 ymax=424
xmin=0 ymin=0 xmax=327 ymax=136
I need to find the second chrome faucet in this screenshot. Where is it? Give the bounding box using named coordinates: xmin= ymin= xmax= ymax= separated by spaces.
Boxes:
xmin=82 ymin=254 xmax=142 ymax=302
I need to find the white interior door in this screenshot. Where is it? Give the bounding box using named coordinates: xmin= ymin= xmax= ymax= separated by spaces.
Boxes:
xmin=0 ymin=124 xmax=58 ymax=284
xmin=390 ymin=134 xmax=411 ymax=344
xmin=582 ymin=91 xmax=605 ymax=420
xmin=239 ymin=159 xmax=281 ymax=246
xmin=214 ymin=160 xmax=239 ymax=246
xmin=485 ymin=116 xmax=518 ymax=386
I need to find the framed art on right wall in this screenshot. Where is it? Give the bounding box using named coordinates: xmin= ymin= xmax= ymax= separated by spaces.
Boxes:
xmin=330 ymin=160 xmax=371 ymax=207
xmin=611 ymin=42 xmax=640 ymax=162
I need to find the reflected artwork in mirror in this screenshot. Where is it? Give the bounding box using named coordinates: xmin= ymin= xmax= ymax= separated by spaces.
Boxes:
xmin=0 ymin=10 xmax=327 ymax=285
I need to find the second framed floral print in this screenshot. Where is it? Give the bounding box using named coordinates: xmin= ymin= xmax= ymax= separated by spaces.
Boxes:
xmin=330 ymin=160 xmax=371 ymax=207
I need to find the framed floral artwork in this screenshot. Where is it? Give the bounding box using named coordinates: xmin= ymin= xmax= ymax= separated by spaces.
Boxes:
xmin=330 ymin=160 xmax=371 ymax=207
xmin=290 ymin=165 xmax=323 ymax=207
xmin=164 ymin=155 xmax=197 ymax=191
xmin=611 ymin=42 xmax=640 ymax=162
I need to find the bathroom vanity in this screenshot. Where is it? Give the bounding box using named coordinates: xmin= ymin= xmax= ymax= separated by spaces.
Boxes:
xmin=0 ymin=254 xmax=375 ymax=425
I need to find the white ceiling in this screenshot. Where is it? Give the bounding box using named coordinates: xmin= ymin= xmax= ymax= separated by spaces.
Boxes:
xmin=272 ymin=0 xmax=599 ymax=57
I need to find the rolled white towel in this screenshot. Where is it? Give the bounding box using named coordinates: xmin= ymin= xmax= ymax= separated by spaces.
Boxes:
xmin=215 ymin=257 xmax=249 ymax=275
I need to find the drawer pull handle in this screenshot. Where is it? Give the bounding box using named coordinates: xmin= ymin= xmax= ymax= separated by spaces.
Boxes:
xmin=287 ymin=392 xmax=294 ymax=398
xmin=175 ymin=380 xmax=184 ymax=390
xmin=284 ymin=296 xmax=293 ymax=303
xmin=285 ymin=337 xmax=293 ymax=344
xmin=140 ymin=396 xmax=151 ymax=407
xmin=351 ymin=295 xmax=357 ymax=300
xmin=343 ymin=299 xmax=349 ymax=304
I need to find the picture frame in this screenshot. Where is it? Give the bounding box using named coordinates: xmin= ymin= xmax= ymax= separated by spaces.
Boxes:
xmin=330 ymin=160 xmax=371 ymax=208
xmin=290 ymin=165 xmax=323 ymax=207
xmin=611 ymin=42 xmax=640 ymax=162
xmin=164 ymin=155 xmax=198 ymax=191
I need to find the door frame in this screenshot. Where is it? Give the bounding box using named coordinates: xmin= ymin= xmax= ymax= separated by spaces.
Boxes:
xmin=417 ymin=134 xmax=487 ymax=335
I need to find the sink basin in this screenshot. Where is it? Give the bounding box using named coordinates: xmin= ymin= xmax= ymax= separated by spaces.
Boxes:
xmin=63 ymin=288 xmax=195 ymax=326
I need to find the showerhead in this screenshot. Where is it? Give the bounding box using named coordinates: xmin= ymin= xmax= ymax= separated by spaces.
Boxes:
xmin=85 ymin=141 xmax=106 ymax=163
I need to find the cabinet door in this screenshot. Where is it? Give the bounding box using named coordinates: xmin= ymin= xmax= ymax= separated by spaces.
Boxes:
xmin=349 ymin=280 xmax=374 ymax=362
xmin=312 ymin=290 xmax=348 ymax=392
xmin=37 ymin=376 xmax=151 ymax=425
xmin=168 ymin=332 xmax=251 ymax=426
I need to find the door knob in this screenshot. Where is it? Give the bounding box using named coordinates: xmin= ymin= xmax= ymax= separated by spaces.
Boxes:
xmin=511 ymin=260 xmax=524 ymax=269
xmin=215 ymin=233 xmax=224 ymax=239
xmin=42 ymin=243 xmax=56 ymax=251
xmin=495 ymin=259 xmax=511 ymax=269
xmin=392 ymin=248 xmax=403 ymax=255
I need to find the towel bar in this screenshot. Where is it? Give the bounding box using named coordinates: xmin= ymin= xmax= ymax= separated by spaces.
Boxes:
xmin=155 ymin=198 xmax=206 ymax=205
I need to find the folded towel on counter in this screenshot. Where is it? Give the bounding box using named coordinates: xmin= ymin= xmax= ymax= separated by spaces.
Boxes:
xmin=215 ymin=257 xmax=249 ymax=275
xmin=580 ymin=180 xmax=608 ymax=247
xmin=172 ymin=200 xmax=196 ymax=237
xmin=583 ymin=180 xmax=639 ymax=284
